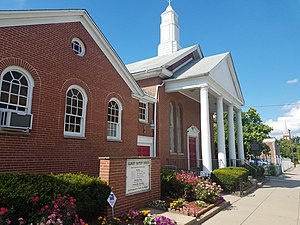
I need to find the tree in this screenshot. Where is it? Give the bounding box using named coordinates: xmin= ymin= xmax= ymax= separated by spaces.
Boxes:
xmin=214 ymin=108 xmax=273 ymax=158
xmin=242 ymin=108 xmax=273 ymax=157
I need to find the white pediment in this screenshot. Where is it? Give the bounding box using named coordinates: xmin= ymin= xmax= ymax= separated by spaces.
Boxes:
xmin=210 ymin=55 xmax=244 ymax=104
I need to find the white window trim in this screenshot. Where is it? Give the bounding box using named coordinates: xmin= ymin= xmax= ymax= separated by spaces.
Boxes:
xmin=64 ymin=85 xmax=88 ymax=138
xmin=71 ymin=38 xmax=86 ymax=57
xmin=137 ymin=135 xmax=154 ymax=157
xmin=107 ymin=97 xmax=122 ymax=141
xmin=0 ymin=66 xmax=35 ymax=114
xmin=138 ymin=101 xmax=148 ymax=123
xmin=176 ymin=105 xmax=183 ymax=154
xmin=169 ymin=102 xmax=175 ymax=153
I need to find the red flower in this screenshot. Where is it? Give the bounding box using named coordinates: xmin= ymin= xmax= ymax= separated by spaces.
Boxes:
xmin=31 ymin=196 xmax=39 ymax=202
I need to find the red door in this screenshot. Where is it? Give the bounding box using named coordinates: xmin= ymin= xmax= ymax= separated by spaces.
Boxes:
xmin=137 ymin=146 xmax=150 ymax=156
xmin=189 ymin=137 xmax=197 ymax=168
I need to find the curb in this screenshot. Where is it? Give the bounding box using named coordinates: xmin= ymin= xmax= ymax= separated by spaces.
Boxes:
xmin=195 ymin=201 xmax=231 ymax=224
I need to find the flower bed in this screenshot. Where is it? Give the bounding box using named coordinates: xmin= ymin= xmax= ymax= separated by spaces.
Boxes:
xmin=159 ymin=169 xmax=225 ymax=218
xmin=98 ymin=210 xmax=177 ymax=225
xmin=168 ymin=197 xmax=225 ymax=217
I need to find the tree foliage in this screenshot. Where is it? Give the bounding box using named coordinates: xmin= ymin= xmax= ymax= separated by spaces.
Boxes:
xmin=242 ymin=108 xmax=273 ymax=156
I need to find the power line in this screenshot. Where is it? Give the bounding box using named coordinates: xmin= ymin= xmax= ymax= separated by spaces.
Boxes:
xmin=243 ymin=102 xmax=300 ymax=108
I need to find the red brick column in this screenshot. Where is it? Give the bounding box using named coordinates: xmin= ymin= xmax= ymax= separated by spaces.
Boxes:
xmin=99 ymin=157 xmax=161 ymax=216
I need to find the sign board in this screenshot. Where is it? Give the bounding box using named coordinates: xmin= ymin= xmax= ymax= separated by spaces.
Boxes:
xmin=107 ymin=191 xmax=117 ymax=208
xmin=251 ymin=140 xmax=260 ymax=152
xmin=126 ymin=158 xmax=151 ymax=195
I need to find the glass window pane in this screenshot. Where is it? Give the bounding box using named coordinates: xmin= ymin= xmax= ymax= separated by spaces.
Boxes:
xmin=20 ymin=76 xmax=28 ymax=86
xmin=66 ymin=105 xmax=71 ymax=114
xmin=10 ymin=95 xmax=18 ymax=104
xmin=12 ymin=71 xmax=22 ymax=80
xmin=70 ymin=116 xmax=75 ymax=124
xmin=3 ymin=72 xmax=12 ymax=81
xmin=19 ymin=97 xmax=27 ymax=106
xmin=20 ymin=86 xmax=28 ymax=96
xmin=1 ymin=81 xmax=10 ymax=92
xmin=0 ymin=93 xmax=9 ymax=103
xmin=11 ymin=83 xmax=19 ymax=94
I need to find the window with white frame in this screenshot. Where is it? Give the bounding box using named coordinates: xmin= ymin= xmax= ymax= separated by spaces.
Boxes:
xmin=71 ymin=38 xmax=86 ymax=56
xmin=64 ymin=86 xmax=87 ymax=137
xmin=107 ymin=99 xmax=122 ymax=140
xmin=139 ymin=101 xmax=148 ymax=122
xmin=0 ymin=67 xmax=34 ymax=113
xmin=177 ymin=105 xmax=183 ymax=153
xmin=169 ymin=102 xmax=175 ymax=153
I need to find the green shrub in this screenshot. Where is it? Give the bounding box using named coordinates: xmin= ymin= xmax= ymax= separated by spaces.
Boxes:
xmin=161 ymin=168 xmax=177 ymax=198
xmin=0 ymin=173 xmax=111 ymax=219
xmin=267 ymin=165 xmax=277 ymax=176
xmin=211 ymin=167 xmax=249 ymax=192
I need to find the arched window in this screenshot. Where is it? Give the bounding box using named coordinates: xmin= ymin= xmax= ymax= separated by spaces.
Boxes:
xmin=0 ymin=66 xmax=34 ymax=113
xmin=107 ymin=98 xmax=122 ymax=140
xmin=176 ymin=105 xmax=183 ymax=153
xmin=64 ymin=85 xmax=87 ymax=137
xmin=169 ymin=102 xmax=175 ymax=153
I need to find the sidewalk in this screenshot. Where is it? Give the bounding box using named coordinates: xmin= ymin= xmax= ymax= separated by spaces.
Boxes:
xmin=203 ymin=165 xmax=300 ymax=225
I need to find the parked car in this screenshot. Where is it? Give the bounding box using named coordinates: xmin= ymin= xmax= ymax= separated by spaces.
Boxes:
xmin=249 ymin=158 xmax=270 ymax=166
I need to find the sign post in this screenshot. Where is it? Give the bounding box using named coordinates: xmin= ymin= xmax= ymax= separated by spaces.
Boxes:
xmin=107 ymin=191 xmax=117 ymax=218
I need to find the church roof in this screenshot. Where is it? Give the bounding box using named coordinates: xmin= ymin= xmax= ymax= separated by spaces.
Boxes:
xmin=171 ymin=52 xmax=229 ymax=80
xmin=126 ymin=45 xmax=201 ymax=75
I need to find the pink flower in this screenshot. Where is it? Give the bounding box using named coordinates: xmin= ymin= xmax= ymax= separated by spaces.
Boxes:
xmin=67 ymin=212 xmax=71 ymax=217
xmin=31 ymin=196 xmax=39 ymax=202
xmin=45 ymin=205 xmax=49 ymax=209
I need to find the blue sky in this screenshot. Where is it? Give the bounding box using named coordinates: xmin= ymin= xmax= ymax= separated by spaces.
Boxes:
xmin=1 ymin=0 xmax=300 ymax=137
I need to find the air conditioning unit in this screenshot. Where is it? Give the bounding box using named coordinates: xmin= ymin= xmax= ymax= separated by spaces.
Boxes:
xmin=0 ymin=110 xmax=33 ymax=130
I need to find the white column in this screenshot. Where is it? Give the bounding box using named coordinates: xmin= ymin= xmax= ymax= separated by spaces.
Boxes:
xmin=236 ymin=109 xmax=245 ymax=165
xmin=217 ymin=97 xmax=227 ymax=168
xmin=200 ymin=85 xmax=212 ymax=174
xmin=228 ymin=104 xmax=236 ymax=166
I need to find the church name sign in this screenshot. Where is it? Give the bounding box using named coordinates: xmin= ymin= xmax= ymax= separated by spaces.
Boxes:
xmin=126 ymin=159 xmax=151 ymax=195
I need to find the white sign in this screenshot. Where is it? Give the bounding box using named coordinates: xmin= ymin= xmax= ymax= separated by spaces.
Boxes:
xmin=126 ymin=159 xmax=151 ymax=195
xmin=107 ymin=191 xmax=117 ymax=208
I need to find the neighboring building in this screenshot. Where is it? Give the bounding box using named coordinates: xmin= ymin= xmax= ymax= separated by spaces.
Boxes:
xmin=0 ymin=3 xmax=245 ymax=176
xmin=263 ymin=138 xmax=280 ymax=165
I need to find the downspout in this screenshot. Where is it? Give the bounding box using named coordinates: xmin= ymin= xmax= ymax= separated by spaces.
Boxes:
xmin=153 ymin=82 xmax=164 ymax=157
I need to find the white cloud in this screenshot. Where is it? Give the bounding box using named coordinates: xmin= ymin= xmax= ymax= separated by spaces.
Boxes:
xmin=286 ymin=78 xmax=298 ymax=84
xmin=265 ymin=100 xmax=300 ymax=139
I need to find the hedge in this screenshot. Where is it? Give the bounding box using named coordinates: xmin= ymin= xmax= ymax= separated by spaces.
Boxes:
xmin=211 ymin=167 xmax=249 ymax=192
xmin=0 ymin=173 xmax=111 ymax=219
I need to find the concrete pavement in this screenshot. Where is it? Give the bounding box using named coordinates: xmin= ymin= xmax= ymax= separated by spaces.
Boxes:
xmin=203 ymin=165 xmax=300 ymax=225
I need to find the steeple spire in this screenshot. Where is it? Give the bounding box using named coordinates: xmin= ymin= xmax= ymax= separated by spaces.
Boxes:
xmin=158 ymin=1 xmax=182 ymax=56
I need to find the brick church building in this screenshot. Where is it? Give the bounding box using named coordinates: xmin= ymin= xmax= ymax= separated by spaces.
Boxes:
xmin=0 ymin=4 xmax=245 ymax=176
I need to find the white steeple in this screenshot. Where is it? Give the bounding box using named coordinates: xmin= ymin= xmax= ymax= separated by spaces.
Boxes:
xmin=158 ymin=1 xmax=182 ymax=56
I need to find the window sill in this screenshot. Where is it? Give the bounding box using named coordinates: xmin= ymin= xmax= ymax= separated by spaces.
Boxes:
xmin=178 ymin=153 xmax=184 ymax=156
xmin=139 ymin=119 xmax=148 ymax=124
xmin=0 ymin=129 xmax=30 ymax=136
xmin=170 ymin=152 xmax=177 ymax=155
xmin=107 ymin=138 xmax=122 ymax=143
xmin=64 ymin=135 xmax=86 ymax=140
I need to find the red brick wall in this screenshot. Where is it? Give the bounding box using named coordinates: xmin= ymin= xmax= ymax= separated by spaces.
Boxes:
xmin=157 ymin=86 xmax=201 ymax=167
xmin=99 ymin=157 xmax=161 ymax=216
xmin=0 ymin=22 xmax=140 ymax=176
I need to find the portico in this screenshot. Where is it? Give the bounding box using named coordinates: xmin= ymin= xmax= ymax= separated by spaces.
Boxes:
xmin=164 ymin=52 xmax=245 ymax=174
